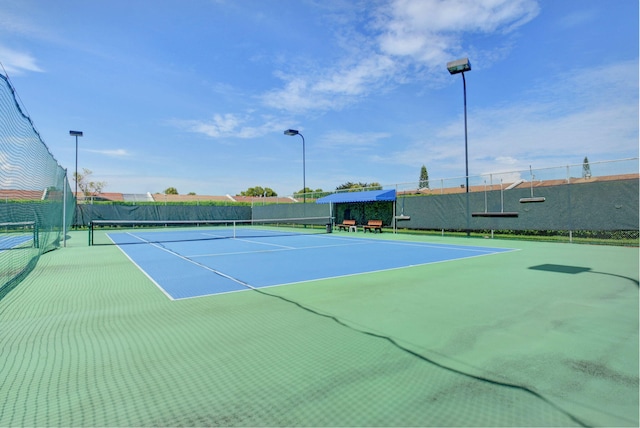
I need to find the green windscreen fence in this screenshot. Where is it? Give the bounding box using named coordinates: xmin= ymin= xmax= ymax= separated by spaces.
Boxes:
xmin=393 ymin=179 xmax=639 ymax=230
xmin=76 ymin=204 xmax=252 ymax=226
xmin=0 ymin=73 xmax=74 ymax=293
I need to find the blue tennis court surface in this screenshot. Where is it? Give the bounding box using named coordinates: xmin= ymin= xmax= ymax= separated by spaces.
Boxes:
xmin=109 ymin=231 xmax=517 ymax=300
xmin=0 ymin=234 xmax=33 ymax=251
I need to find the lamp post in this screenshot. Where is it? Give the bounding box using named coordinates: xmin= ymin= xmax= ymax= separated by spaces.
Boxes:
xmin=69 ymin=130 xmax=83 ymax=229
xmin=447 ymin=57 xmax=471 ymax=236
xmin=69 ymin=130 xmax=83 ymax=201
xmin=284 ymin=129 xmax=306 ymax=203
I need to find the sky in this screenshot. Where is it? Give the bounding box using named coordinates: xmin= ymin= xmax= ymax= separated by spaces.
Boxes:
xmin=0 ymin=0 xmax=638 ymax=196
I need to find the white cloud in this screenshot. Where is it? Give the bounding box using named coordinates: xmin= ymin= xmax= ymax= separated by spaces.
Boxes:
xmin=384 ymin=0 xmax=538 ymax=33
xmin=261 ymin=76 xmax=333 ymax=113
xmin=186 ymin=113 xmax=241 ymax=138
xmin=376 ymin=0 xmax=539 ymax=65
xmin=313 ymin=55 xmax=397 ymax=96
xmin=0 ymin=45 xmax=43 ymax=75
xmin=319 ymin=130 xmax=391 ymax=149
xmin=86 ymin=148 xmax=131 ymax=157
xmin=262 ymin=54 xmax=398 ymax=114
xmin=0 ymin=7 xmax=45 ymax=37
xmin=180 ymin=0 xmax=544 ymax=135
xmin=262 ymin=0 xmax=539 ymax=115
xmin=468 ymin=61 xmax=639 ymax=162
xmin=384 ymin=60 xmax=638 ymax=180
xmin=175 ymin=113 xmax=284 ymax=139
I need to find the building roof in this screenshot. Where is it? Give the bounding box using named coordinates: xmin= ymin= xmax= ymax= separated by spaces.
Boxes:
xmin=0 ymin=189 xmax=45 ymax=200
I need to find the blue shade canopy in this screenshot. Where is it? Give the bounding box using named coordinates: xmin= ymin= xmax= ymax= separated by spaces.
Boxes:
xmin=316 ymin=189 xmax=396 ymax=204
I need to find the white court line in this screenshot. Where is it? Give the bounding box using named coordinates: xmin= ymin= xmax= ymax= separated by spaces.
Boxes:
xmin=110 ymin=231 xmax=519 ymax=302
xmin=118 ymin=231 xmax=514 ymax=257
xmin=186 ymin=234 xmax=514 ymax=258
xmin=118 ymin=231 xmax=254 ymax=291
xmin=174 ymin=246 xmax=521 ymax=301
xmin=187 ymin=239 xmax=373 ymax=258
xmin=362 ymin=240 xmax=516 ymax=253
xmin=314 ymin=233 xmax=519 ymax=253
xmin=109 ymin=233 xmax=176 ymax=300
xmin=231 ymin=237 xmax=297 ymax=250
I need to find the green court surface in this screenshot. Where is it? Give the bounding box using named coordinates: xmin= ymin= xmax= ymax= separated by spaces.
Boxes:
xmin=1 ymin=230 xmax=637 ymax=427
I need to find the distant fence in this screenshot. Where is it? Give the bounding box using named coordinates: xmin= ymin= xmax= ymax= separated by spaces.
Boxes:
xmin=284 ymin=178 xmax=637 ymax=243
xmin=396 ymin=177 xmax=638 ymax=232
xmin=76 ymin=204 xmax=252 ymax=226
xmin=301 ymin=159 xmax=640 ymax=241
xmin=74 ymin=159 xmax=638 ymax=244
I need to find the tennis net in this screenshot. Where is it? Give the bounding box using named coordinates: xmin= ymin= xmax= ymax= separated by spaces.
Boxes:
xmin=89 ymin=216 xmax=333 ymax=246
xmin=0 ymin=221 xmax=37 ymax=250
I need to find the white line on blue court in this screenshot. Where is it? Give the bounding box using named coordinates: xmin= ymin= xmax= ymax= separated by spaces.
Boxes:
xmin=108 ymin=232 xmax=519 ymax=300
xmin=187 ymin=239 xmax=374 ymax=258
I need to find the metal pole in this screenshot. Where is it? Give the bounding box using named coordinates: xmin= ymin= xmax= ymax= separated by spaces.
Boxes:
xmin=69 ymin=131 xmax=83 ymax=229
xmin=393 ymin=185 xmax=397 ymax=234
xmin=462 ymin=71 xmax=470 ymax=237
xmin=446 ymin=58 xmax=471 ymax=236
xmin=300 ymin=133 xmax=306 ymax=204
xmin=75 ymin=135 xmax=78 ymax=203
xmin=74 ymin=135 xmax=78 ymax=230
xmin=284 ymin=129 xmax=306 ymax=203
xmin=63 ymin=168 xmax=67 ymax=247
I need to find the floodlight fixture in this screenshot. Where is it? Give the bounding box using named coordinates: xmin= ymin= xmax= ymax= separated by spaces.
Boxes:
xmin=283 ymin=129 xmax=306 ymax=203
xmin=447 ymin=58 xmax=471 ymax=75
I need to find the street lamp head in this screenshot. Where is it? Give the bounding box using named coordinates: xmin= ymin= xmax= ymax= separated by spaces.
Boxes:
xmin=447 ymin=58 xmax=471 ymax=75
xmin=69 ymin=130 xmax=83 ymax=137
xmin=283 ymin=128 xmax=306 ymax=202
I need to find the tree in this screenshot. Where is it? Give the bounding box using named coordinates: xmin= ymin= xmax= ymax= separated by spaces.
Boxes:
xmin=312 ymin=188 xmax=328 ymax=198
xmin=187 ymin=192 xmax=196 ymax=195
xmin=74 ymin=168 xmax=107 ymax=198
xmin=419 ymin=165 xmax=429 ymax=189
xmin=582 ymin=156 xmax=592 ymax=179
xmin=164 ymin=187 xmax=178 ymax=195
xmin=239 ymin=186 xmax=277 ymax=197
xmin=335 ymin=182 xmax=382 ymax=192
xmin=294 ymin=188 xmax=328 ymax=199
xmin=294 ymin=187 xmax=313 ymax=198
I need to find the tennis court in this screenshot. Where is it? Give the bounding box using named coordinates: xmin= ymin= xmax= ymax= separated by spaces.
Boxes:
xmin=0 ymin=234 xmax=32 ymax=250
xmin=0 ymin=221 xmax=37 ymax=251
xmin=105 ymin=226 xmax=516 ymax=299
xmin=0 ymin=229 xmax=638 ymax=427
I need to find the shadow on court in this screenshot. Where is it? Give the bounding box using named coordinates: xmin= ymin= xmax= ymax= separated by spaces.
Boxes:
xmin=530 ymin=263 xmax=639 ymax=287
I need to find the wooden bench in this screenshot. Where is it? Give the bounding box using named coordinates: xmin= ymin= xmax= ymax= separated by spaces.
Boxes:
xmin=336 ymin=219 xmax=357 ymax=232
xmin=363 ymin=219 xmax=383 ymax=233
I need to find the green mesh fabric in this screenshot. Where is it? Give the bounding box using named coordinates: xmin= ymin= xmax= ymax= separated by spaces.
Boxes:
xmin=0 ymin=73 xmax=74 ymax=293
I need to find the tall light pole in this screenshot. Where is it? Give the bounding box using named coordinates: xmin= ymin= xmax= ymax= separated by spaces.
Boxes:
xmin=447 ymin=57 xmax=471 ymax=236
xmin=284 ymin=129 xmax=306 ymax=203
xmin=69 ymin=130 xmax=83 ymax=228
